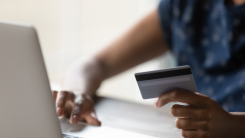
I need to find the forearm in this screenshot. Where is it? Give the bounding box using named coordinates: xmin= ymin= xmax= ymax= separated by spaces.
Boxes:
xmin=94 ymin=8 xmax=168 ymax=79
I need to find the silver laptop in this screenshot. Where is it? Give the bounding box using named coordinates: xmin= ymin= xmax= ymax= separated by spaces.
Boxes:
xmin=0 ymin=21 xmax=65 ymax=138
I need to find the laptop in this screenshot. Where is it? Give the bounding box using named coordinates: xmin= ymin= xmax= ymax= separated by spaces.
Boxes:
xmin=0 ymin=21 xmax=64 ymax=138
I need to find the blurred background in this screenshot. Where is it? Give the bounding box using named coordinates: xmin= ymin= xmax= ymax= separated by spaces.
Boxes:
xmin=0 ymin=0 xmax=176 ymax=105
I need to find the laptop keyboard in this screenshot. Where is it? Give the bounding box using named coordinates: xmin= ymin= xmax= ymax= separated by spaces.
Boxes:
xmin=63 ymin=134 xmax=80 ymax=138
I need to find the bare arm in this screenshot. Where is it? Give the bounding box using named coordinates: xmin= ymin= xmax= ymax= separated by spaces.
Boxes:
xmin=55 ymin=8 xmax=169 ymax=125
xmin=95 ymin=8 xmax=168 ymax=78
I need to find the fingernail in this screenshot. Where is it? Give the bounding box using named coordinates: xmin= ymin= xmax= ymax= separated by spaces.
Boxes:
xmin=56 ymin=108 xmax=63 ymax=116
xmin=154 ymin=101 xmax=159 ymax=108
xmin=72 ymin=115 xmax=78 ymax=124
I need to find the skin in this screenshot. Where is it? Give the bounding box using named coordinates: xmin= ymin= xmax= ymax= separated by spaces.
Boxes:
xmin=226 ymin=0 xmax=245 ymax=5
xmin=154 ymin=89 xmax=245 ymax=138
xmin=55 ymin=9 xmax=167 ymax=125
xmin=54 ymin=0 xmax=245 ymax=137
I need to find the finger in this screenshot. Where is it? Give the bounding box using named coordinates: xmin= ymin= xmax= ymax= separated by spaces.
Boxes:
xmin=176 ymin=118 xmax=208 ymax=130
xmin=56 ymin=91 xmax=69 ymax=116
xmin=83 ymin=112 xmax=101 ymax=126
xmin=181 ymin=129 xmax=198 ymax=138
xmin=53 ymin=91 xmax=58 ymax=101
xmin=171 ymin=104 xmax=209 ymax=119
xmin=63 ymin=103 xmax=73 ymax=118
xmin=70 ymin=95 xmax=84 ymax=124
xmin=181 ymin=129 xmax=208 ymax=138
xmin=157 ymin=89 xmax=206 ymax=107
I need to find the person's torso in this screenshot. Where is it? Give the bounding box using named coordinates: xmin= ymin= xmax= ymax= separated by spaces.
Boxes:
xmin=161 ymin=0 xmax=245 ymax=111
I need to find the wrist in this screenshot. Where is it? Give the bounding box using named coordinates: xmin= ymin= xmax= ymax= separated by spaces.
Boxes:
xmin=82 ymin=57 xmax=107 ymax=95
xmin=92 ymin=57 xmax=108 ymax=80
xmin=63 ymin=56 xmax=106 ymax=96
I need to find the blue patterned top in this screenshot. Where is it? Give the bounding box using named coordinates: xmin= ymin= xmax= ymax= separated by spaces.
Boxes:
xmin=158 ymin=0 xmax=245 ymax=112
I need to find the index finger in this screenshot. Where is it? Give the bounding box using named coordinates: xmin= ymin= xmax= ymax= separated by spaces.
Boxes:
xmin=156 ymin=89 xmax=207 ymax=108
xmin=56 ymin=91 xmax=70 ymax=116
xmin=70 ymin=94 xmax=85 ymax=124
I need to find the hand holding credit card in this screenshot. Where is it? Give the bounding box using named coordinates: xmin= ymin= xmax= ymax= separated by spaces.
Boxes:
xmin=135 ymin=65 xmax=197 ymax=99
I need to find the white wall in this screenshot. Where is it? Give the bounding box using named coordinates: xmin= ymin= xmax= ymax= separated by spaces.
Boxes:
xmin=0 ymin=0 xmax=61 ymax=82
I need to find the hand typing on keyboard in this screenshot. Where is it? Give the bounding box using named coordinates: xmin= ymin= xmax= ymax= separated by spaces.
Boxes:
xmin=53 ymin=58 xmax=102 ymax=126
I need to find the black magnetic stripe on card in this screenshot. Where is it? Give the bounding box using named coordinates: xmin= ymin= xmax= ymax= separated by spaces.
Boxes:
xmin=135 ymin=68 xmax=192 ymax=81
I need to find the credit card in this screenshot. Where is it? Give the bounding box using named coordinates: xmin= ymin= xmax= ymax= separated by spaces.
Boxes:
xmin=134 ymin=65 xmax=198 ymax=99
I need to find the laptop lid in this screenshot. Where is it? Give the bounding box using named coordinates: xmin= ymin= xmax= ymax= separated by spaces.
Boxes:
xmin=0 ymin=21 xmax=62 ymax=138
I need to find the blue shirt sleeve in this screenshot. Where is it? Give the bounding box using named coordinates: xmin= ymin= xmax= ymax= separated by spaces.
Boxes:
xmin=158 ymin=0 xmax=173 ymax=49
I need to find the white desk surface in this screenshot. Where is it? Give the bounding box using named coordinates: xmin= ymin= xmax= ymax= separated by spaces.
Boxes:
xmin=61 ymin=96 xmax=182 ymax=138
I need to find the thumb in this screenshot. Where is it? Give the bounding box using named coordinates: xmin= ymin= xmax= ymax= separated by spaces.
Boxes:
xmin=83 ymin=112 xmax=101 ymax=126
